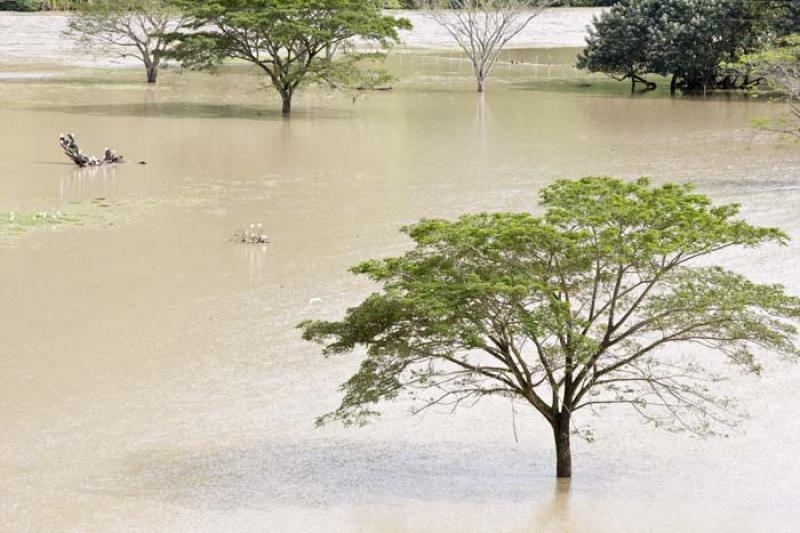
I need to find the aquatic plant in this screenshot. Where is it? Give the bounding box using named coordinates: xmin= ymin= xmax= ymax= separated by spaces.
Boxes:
xmin=0 ymin=210 xmax=81 ymax=236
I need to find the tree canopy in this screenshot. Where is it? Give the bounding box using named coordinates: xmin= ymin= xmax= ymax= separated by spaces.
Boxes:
xmin=66 ymin=0 xmax=186 ymax=83
xmin=423 ymin=0 xmax=550 ymax=93
xmin=300 ymin=177 xmax=800 ymax=478
xmin=578 ymin=0 xmax=779 ymax=94
xmin=162 ymin=0 xmax=411 ymax=114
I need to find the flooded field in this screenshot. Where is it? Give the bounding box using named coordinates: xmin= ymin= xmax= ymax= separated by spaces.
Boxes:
xmin=2 ymin=10 xmax=800 ymax=533
xmin=0 ymin=9 xmax=602 ymax=67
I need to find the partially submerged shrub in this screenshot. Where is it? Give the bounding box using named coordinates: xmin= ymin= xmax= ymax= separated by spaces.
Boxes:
xmin=233 ymin=223 xmax=270 ymax=244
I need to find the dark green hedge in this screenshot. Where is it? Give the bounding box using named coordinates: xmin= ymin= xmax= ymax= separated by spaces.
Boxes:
xmin=0 ymin=0 xmax=41 ymax=11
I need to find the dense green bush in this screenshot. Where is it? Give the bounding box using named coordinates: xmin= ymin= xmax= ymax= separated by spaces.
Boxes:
xmin=0 ymin=0 xmax=89 ymax=9
xmin=577 ymin=0 xmax=792 ymax=94
xmin=0 ymin=0 xmax=39 ymax=10
xmin=0 ymin=0 xmax=90 ymax=9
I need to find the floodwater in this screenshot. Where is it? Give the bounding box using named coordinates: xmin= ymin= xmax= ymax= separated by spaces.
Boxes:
xmin=2 ymin=12 xmax=800 ymax=533
xmin=0 ymin=9 xmax=602 ymax=66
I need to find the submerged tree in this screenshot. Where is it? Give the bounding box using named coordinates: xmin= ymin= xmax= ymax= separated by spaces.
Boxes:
xmin=577 ymin=2 xmax=654 ymax=92
xmin=578 ymin=0 xmax=770 ymax=94
xmin=300 ymin=177 xmax=800 ymax=478
xmin=162 ymin=0 xmax=411 ymax=115
xmin=65 ymin=0 xmax=187 ymax=83
xmin=424 ymin=0 xmax=551 ymax=93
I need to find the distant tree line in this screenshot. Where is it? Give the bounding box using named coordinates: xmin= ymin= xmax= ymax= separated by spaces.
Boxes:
xmin=1 ymin=0 xmax=618 ymax=11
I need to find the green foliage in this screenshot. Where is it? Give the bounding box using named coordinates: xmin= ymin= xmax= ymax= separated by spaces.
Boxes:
xmin=739 ymin=34 xmax=800 ymax=138
xmin=162 ymin=0 xmax=411 ymax=113
xmin=0 ymin=0 xmax=88 ymax=10
xmin=740 ymin=34 xmax=800 ymax=94
xmin=767 ymin=0 xmax=800 ymax=36
xmin=575 ymin=2 xmax=652 ymax=89
xmin=0 ymin=210 xmax=81 ymax=236
xmin=0 ymin=0 xmax=41 ymax=10
xmin=578 ymin=0 xmax=778 ymax=93
xmin=301 ymin=177 xmax=800 ymax=441
xmin=551 ymin=0 xmax=617 ymax=4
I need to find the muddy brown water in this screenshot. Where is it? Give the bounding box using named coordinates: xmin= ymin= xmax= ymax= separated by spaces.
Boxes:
xmin=2 ymin=15 xmax=800 ymax=533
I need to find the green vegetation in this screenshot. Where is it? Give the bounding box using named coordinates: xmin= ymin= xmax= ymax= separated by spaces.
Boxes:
xmin=0 ymin=0 xmax=89 ymax=10
xmin=300 ymin=177 xmax=800 ymax=478
xmin=767 ymin=0 xmax=800 ymax=36
xmin=0 ymin=0 xmax=620 ymax=10
xmin=740 ymin=34 xmax=800 ymax=139
xmin=0 ymin=210 xmax=81 ymax=236
xmin=577 ymin=0 xmax=794 ymax=94
xmin=162 ymin=0 xmax=411 ymax=114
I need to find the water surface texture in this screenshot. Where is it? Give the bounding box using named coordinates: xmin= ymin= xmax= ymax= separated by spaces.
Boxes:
xmin=2 ymin=12 xmax=800 ymax=533
xmin=0 ymin=9 xmax=601 ymax=66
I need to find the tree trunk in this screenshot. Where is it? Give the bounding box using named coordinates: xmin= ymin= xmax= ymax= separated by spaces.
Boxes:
xmin=553 ymin=413 xmax=572 ymax=478
xmin=477 ymin=75 xmax=486 ymax=93
xmin=281 ymin=93 xmax=292 ymax=115
xmin=146 ymin=63 xmax=158 ymax=84
xmin=142 ymin=54 xmax=159 ymax=84
xmin=670 ymin=74 xmax=678 ymax=96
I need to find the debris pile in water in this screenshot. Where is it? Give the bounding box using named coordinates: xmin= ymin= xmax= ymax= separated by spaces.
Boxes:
xmin=59 ymin=133 xmax=125 ymax=167
xmin=233 ymin=223 xmax=270 ymax=244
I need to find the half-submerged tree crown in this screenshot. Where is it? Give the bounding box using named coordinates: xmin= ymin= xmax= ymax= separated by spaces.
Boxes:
xmin=300 ymin=177 xmax=799 ymax=437
xmin=162 ymin=0 xmax=411 ymax=113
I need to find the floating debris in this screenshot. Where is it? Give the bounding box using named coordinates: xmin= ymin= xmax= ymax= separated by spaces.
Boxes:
xmin=233 ymin=223 xmax=270 ymax=244
xmin=59 ymin=133 xmax=125 ymax=168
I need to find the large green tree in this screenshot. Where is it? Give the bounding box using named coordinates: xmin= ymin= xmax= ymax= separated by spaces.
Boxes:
xmin=578 ymin=0 xmax=772 ymax=94
xmin=576 ymin=1 xmax=654 ymax=92
xmin=162 ymin=0 xmax=411 ymax=114
xmin=768 ymin=0 xmax=800 ymax=36
xmin=300 ymin=177 xmax=800 ymax=478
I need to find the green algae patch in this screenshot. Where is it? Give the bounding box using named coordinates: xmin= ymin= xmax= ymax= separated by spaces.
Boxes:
xmin=0 ymin=210 xmax=83 ymax=237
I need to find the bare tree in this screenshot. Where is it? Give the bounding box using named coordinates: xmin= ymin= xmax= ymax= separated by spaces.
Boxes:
xmin=66 ymin=0 xmax=188 ymax=83
xmin=424 ymin=0 xmax=551 ymax=92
